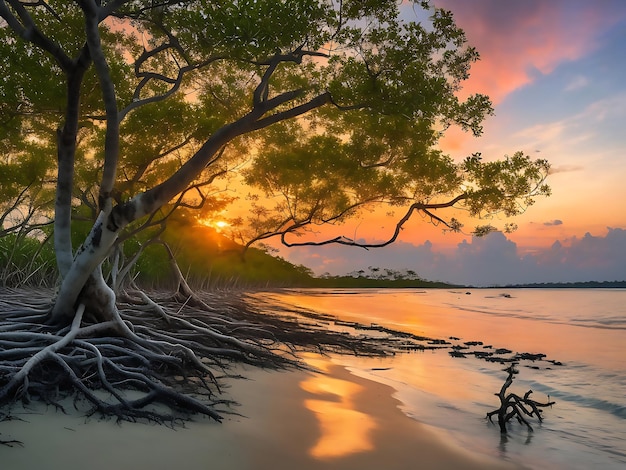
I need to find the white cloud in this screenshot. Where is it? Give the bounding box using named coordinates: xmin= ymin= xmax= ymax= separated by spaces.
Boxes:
xmin=583 ymin=92 xmax=626 ymax=122
xmin=276 ymin=228 xmax=626 ymax=286
xmin=507 ymin=92 xmax=626 ymax=171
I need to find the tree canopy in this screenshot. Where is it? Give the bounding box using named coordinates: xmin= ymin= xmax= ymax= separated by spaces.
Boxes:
xmin=0 ymin=1 xmax=549 ymax=275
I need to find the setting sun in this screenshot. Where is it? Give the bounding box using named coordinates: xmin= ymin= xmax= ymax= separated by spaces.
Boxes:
xmin=214 ymin=220 xmax=229 ymax=229
xmin=197 ymin=218 xmax=230 ymax=232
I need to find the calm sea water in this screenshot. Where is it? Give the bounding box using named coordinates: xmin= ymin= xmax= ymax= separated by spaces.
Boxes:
xmin=251 ymin=288 xmax=626 ymax=470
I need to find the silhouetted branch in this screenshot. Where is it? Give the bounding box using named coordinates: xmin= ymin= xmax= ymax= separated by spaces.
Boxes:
xmin=277 ymin=196 xmax=468 ymax=250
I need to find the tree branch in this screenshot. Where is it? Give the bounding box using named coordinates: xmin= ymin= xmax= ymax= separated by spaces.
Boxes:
xmin=120 ymin=55 xmax=226 ymax=120
xmin=276 ymin=194 xmax=469 ymax=250
xmin=252 ymin=47 xmax=328 ymax=107
xmin=1 ymin=0 xmax=73 ymax=71
xmin=249 ymin=92 xmax=332 ymax=131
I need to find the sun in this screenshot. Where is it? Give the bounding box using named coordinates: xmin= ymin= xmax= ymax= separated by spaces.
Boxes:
xmin=197 ymin=217 xmax=230 ymax=232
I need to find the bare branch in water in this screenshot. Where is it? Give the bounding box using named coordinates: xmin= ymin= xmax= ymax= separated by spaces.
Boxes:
xmin=487 ymin=364 xmax=555 ymax=434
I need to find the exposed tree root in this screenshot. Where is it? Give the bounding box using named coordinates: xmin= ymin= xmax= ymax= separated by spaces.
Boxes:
xmin=0 ymin=287 xmax=394 ymax=437
xmin=487 ymin=364 xmax=556 ymax=433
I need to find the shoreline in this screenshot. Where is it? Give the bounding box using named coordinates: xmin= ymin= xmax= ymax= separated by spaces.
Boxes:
xmin=1 ymin=358 xmax=522 ymax=470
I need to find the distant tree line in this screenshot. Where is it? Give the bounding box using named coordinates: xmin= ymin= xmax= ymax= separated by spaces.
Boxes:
xmin=501 ymin=281 xmax=626 ymax=289
xmin=312 ymin=267 xmax=457 ymax=288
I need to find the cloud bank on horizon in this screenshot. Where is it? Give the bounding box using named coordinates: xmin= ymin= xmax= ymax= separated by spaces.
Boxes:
xmin=276 ymin=228 xmax=626 ymax=286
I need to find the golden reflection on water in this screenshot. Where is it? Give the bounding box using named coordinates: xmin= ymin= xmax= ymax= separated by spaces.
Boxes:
xmin=261 ymin=290 xmax=625 ymax=369
xmin=300 ymin=355 xmax=376 ymax=459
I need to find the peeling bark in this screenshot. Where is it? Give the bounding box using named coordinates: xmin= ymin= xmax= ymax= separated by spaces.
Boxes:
xmin=50 ymin=211 xmax=121 ymax=324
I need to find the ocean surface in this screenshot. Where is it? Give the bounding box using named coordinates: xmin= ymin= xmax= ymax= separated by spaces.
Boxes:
xmin=250 ymin=288 xmax=626 ymax=470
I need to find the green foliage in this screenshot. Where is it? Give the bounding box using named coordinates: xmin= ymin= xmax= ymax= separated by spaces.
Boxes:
xmin=311 ymin=266 xmax=457 ymax=288
xmin=462 ymin=151 xmax=551 ymax=219
xmin=0 ymin=233 xmax=56 ymax=287
xmin=133 ymin=219 xmax=315 ymax=288
xmin=116 ymin=96 xmax=198 ymax=192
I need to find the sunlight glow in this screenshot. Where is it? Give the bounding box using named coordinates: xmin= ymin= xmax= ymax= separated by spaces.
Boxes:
xmin=214 ymin=220 xmax=229 ymax=229
xmin=197 ymin=218 xmax=230 ymax=232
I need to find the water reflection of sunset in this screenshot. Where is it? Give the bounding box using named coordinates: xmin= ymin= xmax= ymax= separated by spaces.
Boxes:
xmin=264 ymin=289 xmax=623 ymax=368
xmin=300 ymin=355 xmax=377 ymax=459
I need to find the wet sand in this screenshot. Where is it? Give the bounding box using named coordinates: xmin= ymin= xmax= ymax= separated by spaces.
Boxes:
xmin=1 ymin=359 xmax=522 ymax=470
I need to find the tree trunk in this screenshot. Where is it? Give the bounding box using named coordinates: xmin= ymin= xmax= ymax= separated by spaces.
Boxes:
xmin=50 ymin=211 xmax=120 ymax=324
xmin=54 ymin=67 xmax=90 ymax=278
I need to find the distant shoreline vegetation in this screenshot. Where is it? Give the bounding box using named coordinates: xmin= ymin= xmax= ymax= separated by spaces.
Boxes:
xmin=494 ymin=280 xmax=626 ymax=289
xmin=307 ymin=268 xmax=626 ymax=289
xmin=306 ymin=277 xmax=626 ymax=289
xmin=308 ymin=275 xmax=459 ymax=289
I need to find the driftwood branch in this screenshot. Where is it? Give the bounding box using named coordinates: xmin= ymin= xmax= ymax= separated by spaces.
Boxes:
xmin=487 ymin=364 xmax=555 ymax=433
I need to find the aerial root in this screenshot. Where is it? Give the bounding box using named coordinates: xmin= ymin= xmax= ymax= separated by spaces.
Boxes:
xmin=0 ymin=300 xmax=236 ymax=424
xmin=0 ymin=326 xmax=229 ymax=425
xmin=0 ymin=304 xmax=86 ymax=402
xmin=1 ymin=287 xmax=395 ymax=429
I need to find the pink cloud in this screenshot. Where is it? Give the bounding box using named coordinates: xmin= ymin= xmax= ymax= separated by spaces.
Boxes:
xmin=434 ymin=0 xmax=626 ymax=103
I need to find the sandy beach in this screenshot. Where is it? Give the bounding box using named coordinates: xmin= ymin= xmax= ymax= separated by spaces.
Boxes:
xmin=1 ymin=355 xmax=521 ymax=470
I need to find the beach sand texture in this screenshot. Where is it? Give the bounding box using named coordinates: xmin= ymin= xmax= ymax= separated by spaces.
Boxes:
xmin=1 ymin=358 xmax=520 ymax=470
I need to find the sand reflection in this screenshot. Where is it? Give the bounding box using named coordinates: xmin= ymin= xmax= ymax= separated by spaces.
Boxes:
xmin=300 ymin=356 xmax=376 ymax=459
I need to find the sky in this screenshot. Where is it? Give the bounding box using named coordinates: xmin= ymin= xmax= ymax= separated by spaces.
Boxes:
xmin=269 ymin=0 xmax=626 ymax=286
